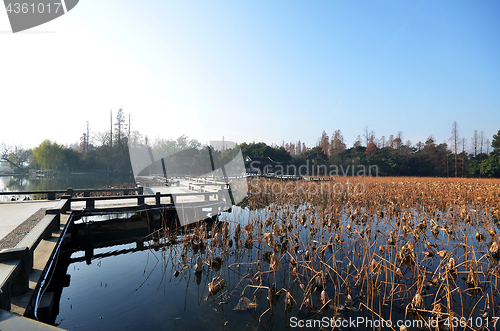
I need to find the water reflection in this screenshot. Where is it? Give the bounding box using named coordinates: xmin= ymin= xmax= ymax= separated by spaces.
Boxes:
xmin=43 ymin=203 xmax=500 ymax=331
xmin=0 ymin=174 xmax=135 ymax=200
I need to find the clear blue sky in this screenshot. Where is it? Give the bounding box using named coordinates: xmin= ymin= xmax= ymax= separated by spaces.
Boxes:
xmin=1 ymin=0 xmax=499 ymax=151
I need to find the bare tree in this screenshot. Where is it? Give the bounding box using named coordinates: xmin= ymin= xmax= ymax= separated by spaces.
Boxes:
xmin=450 ymin=121 xmax=460 ymax=177
xmin=318 ymin=131 xmax=330 ymax=156
xmin=353 ymin=135 xmax=362 ymax=148
xmin=416 ymin=141 xmax=424 ymax=152
xmin=110 ymin=109 xmax=113 ymax=147
xmin=480 ymin=130 xmax=484 ymax=154
xmin=462 ymin=137 xmax=466 ymax=177
xmin=394 ymin=132 xmax=403 ymax=150
xmin=0 ymin=142 xmax=11 ymax=160
xmin=114 ymin=109 xmax=128 ymax=147
xmin=78 ymin=133 xmax=87 ymax=153
xmin=363 ymin=126 xmax=369 ymax=147
xmin=330 ymin=130 xmax=346 ymax=156
xmin=472 ymin=130 xmax=478 ymax=156
xmin=128 ymin=130 xmax=143 ymax=146
xmin=486 ymin=138 xmax=491 ymax=154
xmin=0 ymin=143 xmax=30 ymax=172
xmin=93 ymin=131 xmax=111 ymax=147
xmin=387 ymin=134 xmax=394 ymax=149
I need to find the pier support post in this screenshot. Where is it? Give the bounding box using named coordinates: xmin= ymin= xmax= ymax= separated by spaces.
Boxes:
xmin=137 ymin=187 xmax=144 ymax=205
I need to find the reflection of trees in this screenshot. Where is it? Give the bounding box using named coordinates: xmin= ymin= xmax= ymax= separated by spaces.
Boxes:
xmin=1 ymin=174 xmax=134 ymax=192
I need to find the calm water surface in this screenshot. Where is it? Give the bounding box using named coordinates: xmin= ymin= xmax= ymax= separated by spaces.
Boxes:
xmin=49 ymin=204 xmax=498 ymax=331
xmin=0 ymin=174 xmax=134 ymax=200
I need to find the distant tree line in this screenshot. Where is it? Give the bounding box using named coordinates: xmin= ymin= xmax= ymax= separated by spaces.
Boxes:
xmin=1 ymin=109 xmax=134 ymax=174
xmin=1 ymin=114 xmax=499 ymax=178
xmin=269 ymin=125 xmax=500 ymax=177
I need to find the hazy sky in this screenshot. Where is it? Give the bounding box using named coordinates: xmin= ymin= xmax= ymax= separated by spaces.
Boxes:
xmin=1 ymin=0 xmax=499 ymax=151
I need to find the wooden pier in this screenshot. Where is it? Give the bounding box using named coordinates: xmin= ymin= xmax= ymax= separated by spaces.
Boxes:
xmin=0 ymin=178 xmax=236 ymax=329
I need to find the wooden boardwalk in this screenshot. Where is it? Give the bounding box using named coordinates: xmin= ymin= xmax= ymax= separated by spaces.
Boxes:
xmin=0 ymin=179 xmax=219 ymax=242
xmin=0 ymin=177 xmax=233 ymax=329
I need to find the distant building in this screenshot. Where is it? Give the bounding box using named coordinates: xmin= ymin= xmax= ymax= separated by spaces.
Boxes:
xmin=244 ymin=156 xmax=281 ymax=175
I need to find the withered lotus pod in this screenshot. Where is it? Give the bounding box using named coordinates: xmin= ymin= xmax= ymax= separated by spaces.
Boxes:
xmin=371 ymin=258 xmax=381 ymax=275
xmin=411 ymin=292 xmax=425 ymax=310
xmin=208 ymin=276 xmax=226 ymax=297
xmin=436 ymin=250 xmax=448 ymax=259
xmin=490 ymin=241 xmax=500 ymax=258
xmin=269 ymin=252 xmax=282 ymax=270
xmin=476 ymin=232 xmax=484 ymax=241
xmin=285 ymin=291 xmax=293 ymax=308
xmin=195 ymin=256 xmax=203 ymax=273
xmin=234 ymin=296 xmax=257 ymax=310
xmin=446 ymin=257 xmax=457 ymax=274
xmin=321 ymin=289 xmax=329 ymax=306
xmin=490 ymin=227 xmax=496 ymax=237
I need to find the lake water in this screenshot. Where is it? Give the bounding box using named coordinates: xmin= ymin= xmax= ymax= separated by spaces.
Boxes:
xmin=43 ymin=201 xmax=499 ymax=331
xmin=0 ymin=174 xmax=135 ymax=201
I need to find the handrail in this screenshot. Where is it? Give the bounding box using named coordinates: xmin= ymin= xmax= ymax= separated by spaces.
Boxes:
xmin=0 ymin=188 xmax=141 ymax=201
xmin=68 ymin=190 xmax=225 ymax=209
xmin=0 ymin=188 xmax=140 ymax=195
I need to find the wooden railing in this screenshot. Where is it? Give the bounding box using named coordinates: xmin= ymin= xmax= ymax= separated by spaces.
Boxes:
xmin=0 ymin=188 xmax=141 ymax=200
xmin=0 ymin=186 xmax=230 ymax=209
xmin=68 ymin=191 xmax=225 ymax=209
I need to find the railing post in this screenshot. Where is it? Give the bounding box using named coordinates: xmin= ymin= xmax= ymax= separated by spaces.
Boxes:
xmin=86 ymin=198 xmax=95 ymax=209
xmin=66 ymin=188 xmax=73 ymax=197
xmin=155 ymin=192 xmax=161 ymax=205
xmin=137 ymin=187 xmax=144 ymax=205
xmin=84 ymin=191 xmax=90 ymax=197
xmin=61 ymin=195 xmax=71 ymax=212
xmin=47 ymin=192 xmax=56 ymax=200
